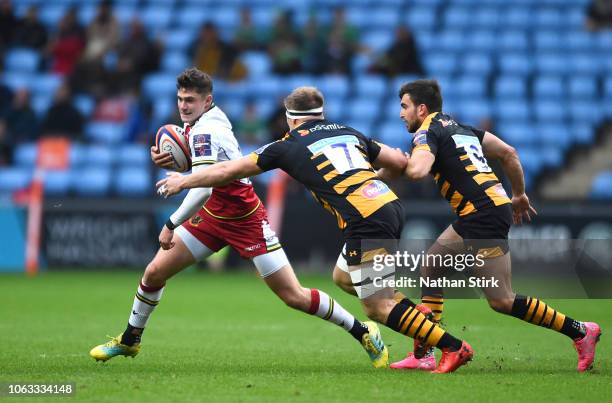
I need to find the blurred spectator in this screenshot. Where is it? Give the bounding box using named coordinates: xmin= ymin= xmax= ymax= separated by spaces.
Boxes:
xmin=325 ymin=8 xmax=359 ymax=74
xmin=191 ymin=22 xmax=246 ymax=81
xmin=234 ymin=8 xmax=260 ymax=51
xmin=48 ymin=8 xmax=85 ymax=75
xmin=40 ymin=83 xmax=84 ymax=140
xmin=114 ymin=18 xmax=161 ymax=92
xmin=369 ymin=26 xmax=424 ymax=77
xmin=267 ymin=10 xmax=302 ymax=75
xmin=0 ymin=0 xmax=16 ymax=52
xmin=0 ymin=120 xmax=10 ymax=165
xmin=70 ymin=0 xmax=119 ymax=96
xmin=301 ymin=16 xmax=328 ymax=75
xmin=0 ymin=83 xmax=13 ymax=117
xmin=267 ymin=99 xmax=289 ymax=141
xmin=586 ymin=0 xmax=612 ymax=30
xmin=5 ymin=89 xmax=39 ymax=143
xmin=82 ymin=0 xmax=119 ymax=62
xmin=235 ymin=101 xmax=267 ymax=147
xmin=14 ymin=5 xmax=47 ymax=50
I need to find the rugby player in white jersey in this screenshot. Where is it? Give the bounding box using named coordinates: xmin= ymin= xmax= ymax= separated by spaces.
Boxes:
xmin=90 ymin=68 xmax=389 ymax=367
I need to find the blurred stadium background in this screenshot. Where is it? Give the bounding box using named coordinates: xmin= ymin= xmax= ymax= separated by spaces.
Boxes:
xmin=1 ymin=0 xmax=612 ymax=272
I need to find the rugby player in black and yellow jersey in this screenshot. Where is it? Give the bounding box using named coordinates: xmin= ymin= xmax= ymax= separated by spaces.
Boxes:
xmin=159 ymin=86 xmax=474 ymax=373
xmin=387 ymin=79 xmax=601 ymax=372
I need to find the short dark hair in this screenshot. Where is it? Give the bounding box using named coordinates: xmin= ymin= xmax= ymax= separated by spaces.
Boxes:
xmin=176 ymin=67 xmax=213 ymax=95
xmin=284 ymin=86 xmax=324 ymax=111
xmin=398 ymin=79 xmax=442 ymax=113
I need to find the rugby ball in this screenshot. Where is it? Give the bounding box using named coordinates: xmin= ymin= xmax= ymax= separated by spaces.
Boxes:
xmin=155 ymin=124 xmax=191 ymax=172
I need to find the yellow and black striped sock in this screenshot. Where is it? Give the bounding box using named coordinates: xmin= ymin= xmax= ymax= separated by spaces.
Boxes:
xmin=421 ymin=294 xmax=444 ymax=323
xmin=510 ymin=295 xmax=586 ymax=340
xmin=386 ymin=302 xmax=462 ymax=350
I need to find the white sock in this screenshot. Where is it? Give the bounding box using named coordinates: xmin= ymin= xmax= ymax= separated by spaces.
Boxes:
xmin=128 ymin=281 xmax=165 ymax=329
xmin=308 ymin=289 xmax=355 ymax=331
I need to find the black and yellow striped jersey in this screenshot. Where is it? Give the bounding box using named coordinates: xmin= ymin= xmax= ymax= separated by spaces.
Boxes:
xmin=413 ymin=112 xmax=511 ymax=217
xmin=249 ymin=119 xmax=398 ymax=230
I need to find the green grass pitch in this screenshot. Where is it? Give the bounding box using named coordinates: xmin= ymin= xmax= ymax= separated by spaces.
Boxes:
xmin=1 ymin=271 xmax=610 ymax=402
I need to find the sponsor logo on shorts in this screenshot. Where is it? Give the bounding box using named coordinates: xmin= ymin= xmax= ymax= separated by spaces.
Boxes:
xmin=245 ymin=243 xmax=262 ymax=251
xmin=362 ymin=180 xmax=390 ymax=199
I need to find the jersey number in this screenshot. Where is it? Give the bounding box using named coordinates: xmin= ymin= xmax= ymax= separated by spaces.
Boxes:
xmin=325 ymin=142 xmax=368 ymax=174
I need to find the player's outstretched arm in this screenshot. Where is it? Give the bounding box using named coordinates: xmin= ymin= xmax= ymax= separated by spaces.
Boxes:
xmin=157 ymin=155 xmax=263 ymax=197
xmin=481 ymin=131 xmax=537 ymax=224
xmin=374 ymin=144 xmax=409 ymax=181
xmin=404 ymin=149 xmax=435 ymax=180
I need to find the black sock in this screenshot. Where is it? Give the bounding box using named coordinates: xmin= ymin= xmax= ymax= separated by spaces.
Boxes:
xmin=560 ymin=317 xmax=586 ymax=340
xmin=437 ymin=332 xmax=462 ymax=351
xmin=121 ymin=324 xmax=143 ymax=346
xmin=348 ymin=319 xmax=369 ymax=342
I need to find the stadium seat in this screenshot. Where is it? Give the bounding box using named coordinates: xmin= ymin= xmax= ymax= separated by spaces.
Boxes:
xmin=590 ymin=171 xmax=612 ymax=199
xmin=535 ymin=8 xmax=563 ymax=28
xmin=77 ymin=4 xmax=97 ymax=25
xmin=514 ymin=146 xmax=544 ymax=174
xmin=569 ymin=54 xmax=601 ymax=75
xmin=423 ymin=53 xmax=457 ymax=76
xmin=31 ymin=94 xmax=53 ymax=117
xmin=377 ymin=122 xmax=409 ymax=150
xmin=162 ymin=29 xmax=195 ymax=52
xmin=85 ymin=122 xmax=128 ymax=144
xmin=141 ymin=5 xmax=173 ymax=31
xmin=458 ymin=100 xmax=491 ymax=126
xmin=114 ymin=4 xmax=137 ymax=25
xmin=0 ymin=167 xmax=32 ymax=192
xmin=443 ymin=7 xmax=470 ymax=28
xmin=534 ymin=100 xmax=565 ymax=122
xmin=540 ymin=147 xmax=563 ymax=168
xmin=362 ymin=30 xmax=394 ymax=53
xmin=72 ymin=167 xmax=111 ymax=197
xmin=355 ymin=75 xmax=387 ymax=98
xmin=31 ymin=74 xmax=62 ymax=97
xmin=497 ymin=122 xmax=535 ymax=146
xmin=73 ymin=95 xmax=96 ymax=118
xmin=142 ymin=73 xmax=178 ymax=99
xmin=5 ymin=48 xmax=40 ymax=73
xmin=467 ymin=30 xmax=496 ymax=52
xmin=405 ymin=8 xmax=436 ymax=30
xmin=535 ymin=31 xmax=562 ymax=52
xmin=437 ymin=30 xmax=465 ymax=52
xmin=474 ymin=7 xmax=499 ymax=28
xmin=160 ymin=51 xmax=191 ymax=75
xmin=366 ymin=8 xmax=399 ymax=29
xmin=347 ymin=99 xmax=380 ymax=122
xmin=251 ymin=7 xmax=276 ymax=27
xmin=499 ymin=30 xmax=528 ymax=52
xmin=323 ymin=96 xmax=344 ymax=121
xmin=597 ymin=30 xmax=612 ymax=52
xmin=569 ymin=101 xmax=602 ymax=124
xmin=14 ymin=143 xmax=38 ymax=167
xmin=219 ymin=98 xmax=246 ymax=121
xmin=504 ymin=7 xmax=530 ymax=29
xmin=455 ymin=76 xmax=487 ymax=97
xmin=533 ymin=76 xmax=565 ymax=99
xmin=118 ymin=144 xmax=149 ymax=167
xmin=537 ymin=123 xmax=571 ymax=149
xmin=462 ymin=53 xmax=493 ymax=75
xmin=494 ymin=99 xmax=531 ymax=122
xmin=498 ymin=54 xmax=532 ymax=76
xmin=114 ymin=167 xmax=152 ymax=197
xmin=570 ymin=123 xmax=596 ymax=144
xmin=569 ymin=76 xmax=598 ymax=99
xmin=84 ymin=144 xmax=114 ymax=166
xmin=44 ymin=170 xmax=71 ymax=196
xmin=242 ymin=51 xmax=272 ymax=78
xmin=209 ymin=7 xmax=240 ymax=29
xmin=176 ymin=6 xmax=207 ymax=28
xmin=38 ymin=5 xmax=68 ymax=27
xmin=495 ymin=76 xmax=528 ymax=98
xmin=318 ymin=75 xmax=349 ymax=99
xmin=566 ymin=31 xmax=595 ymax=52
xmin=535 ymin=53 xmax=568 ymax=75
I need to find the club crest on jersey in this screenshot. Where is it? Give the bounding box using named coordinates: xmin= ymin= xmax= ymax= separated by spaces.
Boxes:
xmin=362 ymin=180 xmax=390 ymax=199
xmin=190 ymin=215 xmax=204 ymax=226
xmin=298 ymin=129 xmax=310 ymax=136
xmin=193 ymin=134 xmax=212 ymax=157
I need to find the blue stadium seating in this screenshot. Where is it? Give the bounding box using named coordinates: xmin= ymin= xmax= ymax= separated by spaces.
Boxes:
xmin=114 ymin=167 xmax=152 ymax=197
xmin=85 ymin=122 xmax=128 ymax=144
xmin=378 ymin=122 xmax=409 ymax=150
xmin=355 ymin=75 xmax=387 ymax=98
xmin=141 ymin=5 xmax=173 ymax=31
xmin=117 ymin=144 xmax=149 ymax=167
xmin=404 ymin=8 xmax=436 ymax=30
xmin=242 ymin=52 xmax=272 ymax=78
xmin=458 ymin=100 xmax=491 ymax=126
xmin=142 ymin=73 xmax=177 ymax=99
xmin=590 ymin=171 xmax=612 ymax=199
xmin=362 ymin=30 xmax=394 ymax=54
xmin=14 ymin=143 xmax=38 ymax=167
xmin=160 ymin=51 xmax=191 ymax=75
xmin=73 ymin=95 xmax=96 ymax=118
xmin=163 ymin=29 xmax=195 ymax=53
xmin=0 ymin=167 xmax=33 ymax=192
xmin=323 ymin=96 xmax=344 ymax=121
xmin=5 ymin=48 xmax=40 ymax=73
xmin=44 ymin=170 xmax=71 ymax=196
xmin=72 ymin=167 xmax=111 ymax=196
xmin=462 ymin=53 xmax=493 ymax=75
xmin=495 ymin=76 xmax=527 ymax=98
xmin=538 ymin=123 xmax=571 ymax=149
xmin=569 ymin=76 xmax=598 ymax=99
xmin=499 ymin=31 xmax=528 ymax=52
xmin=494 ymin=99 xmax=531 ymax=122
xmin=498 ymin=54 xmax=532 ymax=76
xmin=534 ymin=76 xmax=565 ymax=99
xmin=497 ymin=122 xmax=536 ymax=146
